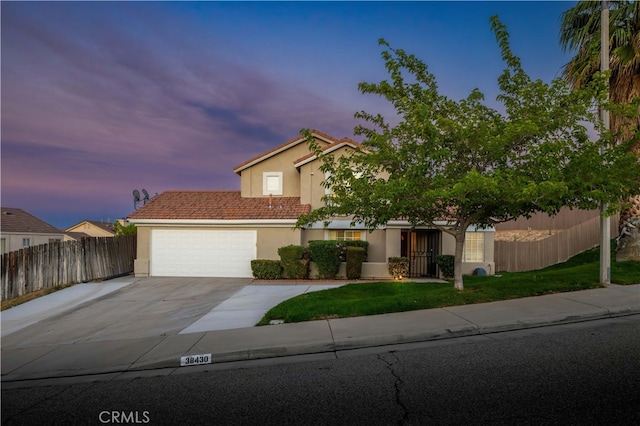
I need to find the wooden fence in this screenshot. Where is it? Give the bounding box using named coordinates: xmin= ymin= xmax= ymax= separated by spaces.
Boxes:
xmin=1 ymin=235 xmax=136 ymax=301
xmin=495 ymin=215 xmax=619 ymax=272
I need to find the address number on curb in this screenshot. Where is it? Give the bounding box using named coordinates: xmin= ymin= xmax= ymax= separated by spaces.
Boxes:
xmin=180 ymin=353 xmax=212 ymax=367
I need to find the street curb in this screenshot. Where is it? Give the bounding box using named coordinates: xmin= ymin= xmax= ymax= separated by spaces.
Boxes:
xmin=3 ymin=309 xmax=638 ymax=384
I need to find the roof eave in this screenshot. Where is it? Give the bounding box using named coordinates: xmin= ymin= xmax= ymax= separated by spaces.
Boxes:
xmin=233 ymin=131 xmax=338 ymax=174
xmin=127 ymin=219 xmax=300 ymax=227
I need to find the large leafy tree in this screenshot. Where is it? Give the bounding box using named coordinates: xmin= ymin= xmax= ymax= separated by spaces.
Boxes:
xmin=297 ymin=16 xmax=640 ymax=290
xmin=560 ymin=0 xmax=640 ymax=261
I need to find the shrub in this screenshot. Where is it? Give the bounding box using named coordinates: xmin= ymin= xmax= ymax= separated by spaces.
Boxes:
xmin=339 ymin=240 xmax=369 ymax=261
xmin=250 ymin=259 xmax=282 ymax=280
xmin=278 ymin=245 xmax=309 ymax=279
xmin=308 ymin=241 xmax=342 ymax=279
xmin=437 ymin=254 xmax=455 ymax=278
xmin=388 ymin=257 xmax=409 ymax=280
xmin=346 ymin=247 xmax=366 ymax=279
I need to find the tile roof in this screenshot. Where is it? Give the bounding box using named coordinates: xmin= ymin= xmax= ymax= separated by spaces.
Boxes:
xmin=233 ymin=129 xmax=340 ymax=174
xmin=0 ymin=207 xmax=63 ymax=234
xmin=127 ymin=191 xmax=311 ymax=221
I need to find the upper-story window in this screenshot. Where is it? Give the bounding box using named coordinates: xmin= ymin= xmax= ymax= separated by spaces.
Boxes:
xmin=22 ymin=238 xmax=31 ymax=247
xmin=263 ymin=172 xmax=283 ymax=196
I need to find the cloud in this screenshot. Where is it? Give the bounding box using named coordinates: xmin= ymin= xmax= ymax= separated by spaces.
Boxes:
xmin=1 ymin=2 xmax=360 ymax=226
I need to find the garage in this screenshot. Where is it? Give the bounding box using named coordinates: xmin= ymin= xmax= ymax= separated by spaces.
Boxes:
xmin=150 ymin=229 xmax=257 ymax=277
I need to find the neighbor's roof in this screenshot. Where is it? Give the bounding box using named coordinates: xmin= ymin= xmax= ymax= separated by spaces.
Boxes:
xmin=0 ymin=207 xmax=63 ymax=234
xmin=66 ymin=220 xmax=115 ymax=233
xmin=232 ymin=129 xmax=340 ymax=174
xmin=127 ymin=191 xmax=311 ymax=221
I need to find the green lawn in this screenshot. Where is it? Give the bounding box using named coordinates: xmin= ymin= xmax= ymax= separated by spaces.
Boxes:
xmin=257 ymin=245 xmax=640 ymax=325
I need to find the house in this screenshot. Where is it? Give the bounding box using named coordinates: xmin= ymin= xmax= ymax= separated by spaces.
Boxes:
xmin=0 ymin=207 xmax=66 ymax=254
xmin=127 ymin=130 xmax=495 ymax=278
xmin=66 ymin=220 xmax=116 ymax=238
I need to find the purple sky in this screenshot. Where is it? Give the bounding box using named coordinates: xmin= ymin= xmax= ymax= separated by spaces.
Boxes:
xmin=1 ymin=1 xmax=577 ymax=229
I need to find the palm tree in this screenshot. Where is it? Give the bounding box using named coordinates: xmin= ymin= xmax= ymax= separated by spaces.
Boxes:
xmin=560 ymin=0 xmax=640 ymax=262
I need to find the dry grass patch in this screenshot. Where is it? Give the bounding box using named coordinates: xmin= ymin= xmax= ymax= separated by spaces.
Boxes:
xmin=1 ymin=284 xmax=73 ymax=311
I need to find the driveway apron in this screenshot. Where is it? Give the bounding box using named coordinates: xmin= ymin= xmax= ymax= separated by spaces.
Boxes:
xmin=1 ymin=277 xmax=250 ymax=349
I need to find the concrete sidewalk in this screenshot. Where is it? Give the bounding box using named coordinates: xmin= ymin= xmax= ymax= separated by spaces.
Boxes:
xmin=1 ymin=283 xmax=638 ymax=383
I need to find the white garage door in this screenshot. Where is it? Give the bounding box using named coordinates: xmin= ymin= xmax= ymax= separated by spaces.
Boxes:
xmin=151 ymin=229 xmax=257 ymax=277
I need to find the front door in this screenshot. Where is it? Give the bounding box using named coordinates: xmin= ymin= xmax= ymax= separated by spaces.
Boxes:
xmin=401 ymin=230 xmax=440 ymax=278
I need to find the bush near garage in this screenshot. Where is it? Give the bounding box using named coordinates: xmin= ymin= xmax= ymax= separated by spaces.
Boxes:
xmin=278 ymin=245 xmax=310 ymax=279
xmin=250 ymin=260 xmax=283 ymax=280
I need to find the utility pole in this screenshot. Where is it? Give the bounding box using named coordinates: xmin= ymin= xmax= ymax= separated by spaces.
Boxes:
xmin=600 ymin=0 xmax=611 ymax=285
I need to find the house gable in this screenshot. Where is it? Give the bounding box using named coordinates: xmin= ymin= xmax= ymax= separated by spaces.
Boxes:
xmin=66 ymin=220 xmax=115 ymax=237
xmin=294 ymin=138 xmax=362 ymax=209
xmin=232 ymin=130 xmax=337 ymax=199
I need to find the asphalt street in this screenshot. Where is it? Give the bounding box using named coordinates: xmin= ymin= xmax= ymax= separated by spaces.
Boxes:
xmin=2 ymin=316 xmax=639 ymax=425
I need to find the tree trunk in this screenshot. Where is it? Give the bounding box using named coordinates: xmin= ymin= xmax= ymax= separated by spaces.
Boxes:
xmin=454 ymin=230 xmax=465 ymax=290
xmin=616 ymin=195 xmax=640 ymax=262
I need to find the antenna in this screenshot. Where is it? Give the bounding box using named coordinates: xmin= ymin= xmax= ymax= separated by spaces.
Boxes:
xmin=142 ymin=189 xmax=150 ymax=204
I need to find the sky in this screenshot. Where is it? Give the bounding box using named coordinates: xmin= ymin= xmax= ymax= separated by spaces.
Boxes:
xmin=1 ymin=1 xmax=579 ymax=230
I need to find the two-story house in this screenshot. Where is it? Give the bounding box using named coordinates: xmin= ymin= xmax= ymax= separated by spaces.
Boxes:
xmin=127 ymin=130 xmax=495 ymax=279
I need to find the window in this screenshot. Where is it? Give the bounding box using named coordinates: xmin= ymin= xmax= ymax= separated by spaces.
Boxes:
xmin=263 ymin=172 xmax=283 ymax=195
xmin=329 ymin=230 xmax=363 ymax=241
xmin=22 ymin=238 xmax=31 ymax=247
xmin=462 ymin=232 xmax=484 ymax=262
xmin=0 ymin=238 xmax=5 ymax=254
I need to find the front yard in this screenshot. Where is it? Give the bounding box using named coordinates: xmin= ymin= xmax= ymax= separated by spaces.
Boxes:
xmin=257 ymin=245 xmax=640 ymax=325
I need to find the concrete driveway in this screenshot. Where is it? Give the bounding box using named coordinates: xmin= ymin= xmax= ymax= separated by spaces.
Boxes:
xmin=1 ymin=277 xmax=342 ymax=349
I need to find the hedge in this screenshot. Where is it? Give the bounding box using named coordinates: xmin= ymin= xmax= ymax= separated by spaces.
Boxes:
xmin=308 ymin=240 xmax=342 ymax=279
xmin=278 ymin=245 xmax=309 ymax=279
xmin=250 ymin=259 xmax=282 ymax=280
xmin=346 ymin=246 xmax=366 ymax=279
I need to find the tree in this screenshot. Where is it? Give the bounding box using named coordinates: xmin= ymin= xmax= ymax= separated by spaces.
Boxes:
xmin=113 ymin=221 xmax=137 ymax=236
xmin=560 ymin=0 xmax=640 ymax=261
xmin=296 ymin=16 xmax=640 ymax=290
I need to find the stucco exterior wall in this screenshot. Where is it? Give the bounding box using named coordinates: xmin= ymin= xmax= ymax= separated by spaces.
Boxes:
xmin=1 ymin=233 xmax=64 ymax=254
xmin=297 ymin=145 xmax=356 ymax=210
xmin=298 ymin=162 xmax=326 ymax=209
xmin=239 ymin=138 xmax=331 ymax=198
xmin=365 ymin=229 xmax=386 ymax=263
xmin=301 ymin=228 xmax=325 ymax=246
xmin=440 ymin=230 xmax=495 ymax=276
xmin=134 ymin=226 xmax=151 ymax=277
xmin=257 ymin=227 xmax=303 ymax=259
